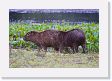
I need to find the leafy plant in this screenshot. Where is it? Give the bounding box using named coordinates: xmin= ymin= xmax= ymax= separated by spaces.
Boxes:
xmin=9 ymin=22 xmax=99 ymax=53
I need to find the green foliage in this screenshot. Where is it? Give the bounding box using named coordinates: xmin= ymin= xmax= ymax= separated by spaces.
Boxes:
xmin=9 ymin=22 xmax=99 ymax=53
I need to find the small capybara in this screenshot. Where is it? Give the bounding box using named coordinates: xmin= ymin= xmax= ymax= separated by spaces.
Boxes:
xmin=58 ymin=29 xmax=86 ymax=53
xmin=23 ymin=30 xmax=60 ymax=52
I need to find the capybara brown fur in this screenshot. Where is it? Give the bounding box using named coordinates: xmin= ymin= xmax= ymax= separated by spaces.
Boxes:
xmin=58 ymin=29 xmax=86 ymax=53
xmin=24 ymin=29 xmax=86 ymax=53
xmin=23 ymin=30 xmax=60 ymax=52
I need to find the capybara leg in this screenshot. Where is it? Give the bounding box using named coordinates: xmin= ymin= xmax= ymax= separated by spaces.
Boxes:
xmin=75 ymin=46 xmax=78 ymax=53
xmin=73 ymin=44 xmax=78 ymax=53
xmin=82 ymin=44 xmax=86 ymax=53
xmin=43 ymin=47 xmax=47 ymax=52
xmin=37 ymin=47 xmax=42 ymax=53
xmin=71 ymin=47 xmax=75 ymax=54
xmin=54 ymin=47 xmax=59 ymax=51
xmin=54 ymin=47 xmax=59 ymax=53
xmin=59 ymin=45 xmax=63 ymax=53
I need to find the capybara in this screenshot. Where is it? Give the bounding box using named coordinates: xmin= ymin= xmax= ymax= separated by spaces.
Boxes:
xmin=24 ymin=29 xmax=86 ymax=53
xmin=23 ymin=30 xmax=60 ymax=52
xmin=58 ymin=29 xmax=86 ymax=53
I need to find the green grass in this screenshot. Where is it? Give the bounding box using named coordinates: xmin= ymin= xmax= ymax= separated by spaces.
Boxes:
xmin=9 ymin=22 xmax=99 ymax=53
xmin=9 ymin=49 xmax=99 ymax=68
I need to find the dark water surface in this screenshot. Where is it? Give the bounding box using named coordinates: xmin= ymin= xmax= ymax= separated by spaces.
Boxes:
xmin=9 ymin=12 xmax=99 ymax=24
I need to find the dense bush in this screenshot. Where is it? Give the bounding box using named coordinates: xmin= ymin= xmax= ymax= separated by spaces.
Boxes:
xmin=9 ymin=22 xmax=99 ymax=52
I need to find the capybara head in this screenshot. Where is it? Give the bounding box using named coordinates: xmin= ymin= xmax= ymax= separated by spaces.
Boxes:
xmin=23 ymin=31 xmax=38 ymax=41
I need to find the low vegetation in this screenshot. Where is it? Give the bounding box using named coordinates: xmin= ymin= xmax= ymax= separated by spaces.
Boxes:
xmin=9 ymin=22 xmax=99 ymax=53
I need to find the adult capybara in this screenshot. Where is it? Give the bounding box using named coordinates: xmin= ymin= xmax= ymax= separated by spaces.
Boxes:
xmin=58 ymin=29 xmax=86 ymax=53
xmin=23 ymin=30 xmax=60 ymax=52
xmin=24 ymin=29 xmax=86 ymax=53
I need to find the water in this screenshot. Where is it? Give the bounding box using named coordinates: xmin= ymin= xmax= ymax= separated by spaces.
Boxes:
xmin=9 ymin=12 xmax=99 ymax=24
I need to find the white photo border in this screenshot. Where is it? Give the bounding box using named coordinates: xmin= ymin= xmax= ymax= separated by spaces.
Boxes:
xmin=0 ymin=0 xmax=108 ymax=78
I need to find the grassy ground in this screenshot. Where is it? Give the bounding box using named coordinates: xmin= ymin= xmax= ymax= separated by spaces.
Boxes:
xmin=9 ymin=49 xmax=99 ymax=68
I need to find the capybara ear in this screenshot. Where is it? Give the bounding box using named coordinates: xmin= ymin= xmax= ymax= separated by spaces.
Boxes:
xmin=30 ymin=31 xmax=37 ymax=35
